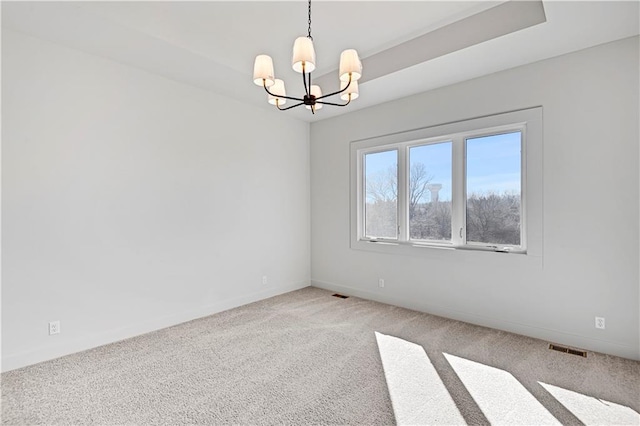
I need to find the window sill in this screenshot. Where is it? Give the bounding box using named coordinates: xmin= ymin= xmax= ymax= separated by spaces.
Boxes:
xmin=362 ymin=239 xmax=525 ymax=254
xmin=351 ymin=240 xmax=542 ymax=266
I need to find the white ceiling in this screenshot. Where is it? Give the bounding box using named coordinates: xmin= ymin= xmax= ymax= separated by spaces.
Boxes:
xmin=2 ymin=1 xmax=639 ymax=122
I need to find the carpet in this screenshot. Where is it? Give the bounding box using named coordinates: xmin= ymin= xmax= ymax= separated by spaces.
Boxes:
xmin=2 ymin=287 xmax=639 ymax=425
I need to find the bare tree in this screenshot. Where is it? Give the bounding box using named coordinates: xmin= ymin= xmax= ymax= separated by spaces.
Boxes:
xmin=408 ymin=162 xmax=433 ymax=219
xmin=365 ymin=163 xmax=440 ymax=239
xmin=365 ymin=167 xmax=397 ymax=203
xmin=466 ymin=191 xmax=520 ymax=245
xmin=365 ymin=163 xmax=433 ymax=208
xmin=365 ymin=165 xmax=520 ymax=243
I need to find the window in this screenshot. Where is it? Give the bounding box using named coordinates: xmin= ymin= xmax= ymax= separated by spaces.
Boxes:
xmin=351 ymin=108 xmax=542 ymax=256
xmin=465 ymin=132 xmax=522 ymax=246
xmin=408 ymin=142 xmax=452 ymax=242
xmin=364 ymin=150 xmax=398 ymax=239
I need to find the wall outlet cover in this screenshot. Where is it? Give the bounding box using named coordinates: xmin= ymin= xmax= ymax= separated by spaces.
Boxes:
xmin=49 ymin=321 xmax=60 ymax=335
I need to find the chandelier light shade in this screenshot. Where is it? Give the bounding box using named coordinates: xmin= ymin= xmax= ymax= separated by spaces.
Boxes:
xmin=339 ymin=49 xmax=362 ymax=82
xmin=252 ymin=0 xmax=362 ymax=114
xmin=292 ymin=37 xmax=316 ymax=73
xmin=340 ymin=80 xmax=359 ymax=101
xmin=253 ymin=54 xmax=275 ymax=87
xmin=268 ymin=79 xmax=287 ymax=106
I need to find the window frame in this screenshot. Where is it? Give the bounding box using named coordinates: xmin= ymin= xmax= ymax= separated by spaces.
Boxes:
xmin=406 ymin=139 xmax=454 ymax=245
xmin=462 ymin=128 xmax=526 ymax=250
xmin=350 ymin=107 xmax=542 ymax=257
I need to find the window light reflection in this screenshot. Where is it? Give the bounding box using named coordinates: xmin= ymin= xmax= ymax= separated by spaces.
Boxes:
xmin=375 ymin=332 xmax=465 ymax=425
xmin=443 ymin=353 xmax=560 ymax=425
xmin=539 ymin=382 xmax=639 ymax=425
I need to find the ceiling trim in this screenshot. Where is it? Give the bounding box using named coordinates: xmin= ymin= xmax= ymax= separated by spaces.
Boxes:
xmin=315 ymin=0 xmax=546 ymax=90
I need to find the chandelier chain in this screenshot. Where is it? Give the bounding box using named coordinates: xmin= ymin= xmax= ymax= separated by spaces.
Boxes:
xmin=307 ymin=0 xmax=313 ymax=40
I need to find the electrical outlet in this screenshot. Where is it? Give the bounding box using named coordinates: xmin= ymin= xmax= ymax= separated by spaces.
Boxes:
xmin=595 ymin=317 xmax=605 ymax=330
xmin=262 ymin=275 xmax=268 ymax=285
xmin=49 ymin=321 xmax=60 ymax=335
xmin=378 ymin=278 xmax=385 ymax=288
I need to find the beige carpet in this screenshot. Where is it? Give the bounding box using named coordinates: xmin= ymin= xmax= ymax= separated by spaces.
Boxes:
xmin=2 ymin=287 xmax=639 ymax=425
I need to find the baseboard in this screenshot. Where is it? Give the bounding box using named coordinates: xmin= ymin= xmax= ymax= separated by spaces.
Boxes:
xmin=311 ymin=279 xmax=640 ymax=361
xmin=2 ymin=281 xmax=310 ymax=372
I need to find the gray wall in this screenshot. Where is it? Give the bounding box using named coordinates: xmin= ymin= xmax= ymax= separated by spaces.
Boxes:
xmin=310 ymin=36 xmax=640 ymax=360
xmin=2 ymin=29 xmax=310 ymax=371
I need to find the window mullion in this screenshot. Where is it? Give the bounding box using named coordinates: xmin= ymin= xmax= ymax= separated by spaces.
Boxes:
xmin=451 ymin=137 xmax=465 ymax=246
xmin=397 ymin=146 xmax=408 ymax=242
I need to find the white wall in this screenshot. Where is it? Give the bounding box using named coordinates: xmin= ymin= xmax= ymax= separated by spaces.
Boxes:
xmin=1 ymin=29 xmax=310 ymax=371
xmin=310 ymin=36 xmax=640 ymax=360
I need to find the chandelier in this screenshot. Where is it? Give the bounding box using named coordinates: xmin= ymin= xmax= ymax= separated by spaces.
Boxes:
xmin=252 ymin=0 xmax=362 ymax=114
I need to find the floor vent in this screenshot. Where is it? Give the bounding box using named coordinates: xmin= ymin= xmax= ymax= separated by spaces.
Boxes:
xmin=549 ymin=343 xmax=587 ymax=358
xmin=332 ymin=293 xmax=349 ymax=299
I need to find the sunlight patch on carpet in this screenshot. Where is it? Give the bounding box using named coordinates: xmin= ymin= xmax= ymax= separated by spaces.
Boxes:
xmin=539 ymin=382 xmax=640 ymax=425
xmin=444 ymin=353 xmax=560 ymax=425
xmin=375 ymin=332 xmax=465 ymax=425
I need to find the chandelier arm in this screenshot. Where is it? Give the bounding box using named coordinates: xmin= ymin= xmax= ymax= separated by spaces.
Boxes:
xmin=316 ymin=98 xmax=351 ymax=107
xmin=263 ymin=82 xmax=305 ymax=102
xmin=277 ymin=101 xmax=306 ymax=111
xmin=302 ymin=64 xmax=310 ymax=96
xmin=315 ymin=78 xmax=351 ymax=101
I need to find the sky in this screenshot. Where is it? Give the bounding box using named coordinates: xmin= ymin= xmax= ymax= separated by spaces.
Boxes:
xmin=365 ymin=131 xmax=521 ymax=201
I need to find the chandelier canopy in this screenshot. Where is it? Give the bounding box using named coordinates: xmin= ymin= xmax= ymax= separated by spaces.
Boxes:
xmin=252 ymin=0 xmax=362 ymax=114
